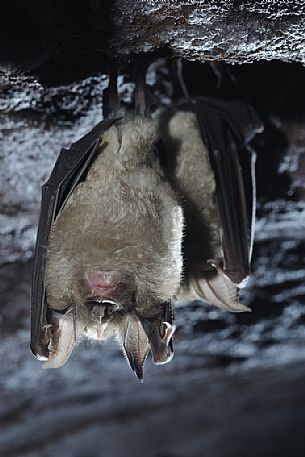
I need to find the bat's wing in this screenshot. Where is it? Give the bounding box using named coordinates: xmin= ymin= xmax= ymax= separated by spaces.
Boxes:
xmin=121 ymin=313 xmax=151 ymax=382
xmin=120 ymin=302 xmax=175 ymax=381
xmin=192 ymin=97 xmax=262 ymax=285
xmin=141 ymin=302 xmax=175 ymax=366
xmin=31 ymin=119 xmax=116 ymax=360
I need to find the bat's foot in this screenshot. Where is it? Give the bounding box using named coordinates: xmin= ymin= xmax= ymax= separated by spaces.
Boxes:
xmin=133 ymin=59 xmax=157 ymax=116
xmin=162 ymin=321 xmax=175 ymax=346
xmin=103 ymin=67 xmax=119 ymax=118
xmin=209 ymin=61 xmax=224 ymax=89
xmin=170 ymin=58 xmax=189 ymax=101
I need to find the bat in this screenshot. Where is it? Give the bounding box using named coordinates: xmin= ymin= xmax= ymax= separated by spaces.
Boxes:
xmin=161 ymin=62 xmax=263 ymax=312
xmin=31 ymin=71 xmax=183 ymax=380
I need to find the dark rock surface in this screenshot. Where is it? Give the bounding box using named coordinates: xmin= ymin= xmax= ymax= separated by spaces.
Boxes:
xmin=1 ymin=1 xmax=305 ymax=80
xmin=2 ymin=61 xmax=305 ymax=456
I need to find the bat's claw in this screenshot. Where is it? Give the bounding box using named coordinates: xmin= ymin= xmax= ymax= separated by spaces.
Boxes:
xmin=42 ymin=311 xmax=76 ymax=369
xmin=149 ymin=321 xmax=174 ymax=366
xmin=207 ymin=259 xmax=225 ymax=275
xmin=31 ymin=323 xmax=52 ymax=361
xmin=207 ymin=259 xmax=249 ymax=285
xmin=133 ymin=59 xmax=157 ymax=116
xmin=162 ymin=321 xmax=175 ymax=346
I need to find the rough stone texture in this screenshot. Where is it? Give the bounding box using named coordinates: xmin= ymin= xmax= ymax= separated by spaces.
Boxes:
xmin=1 ymin=1 xmax=305 ymax=81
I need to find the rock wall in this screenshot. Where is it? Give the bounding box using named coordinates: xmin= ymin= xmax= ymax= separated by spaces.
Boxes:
xmin=0 ymin=1 xmax=305 ymax=80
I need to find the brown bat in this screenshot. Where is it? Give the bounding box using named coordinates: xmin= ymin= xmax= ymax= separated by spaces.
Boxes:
xmin=161 ymin=63 xmax=263 ymax=312
xmin=31 ymin=72 xmax=183 ymax=380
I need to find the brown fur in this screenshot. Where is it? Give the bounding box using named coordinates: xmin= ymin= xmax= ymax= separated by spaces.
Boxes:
xmin=162 ymin=110 xmax=248 ymax=312
xmin=162 ymin=111 xmax=221 ymax=282
xmin=45 ymin=115 xmax=184 ymax=343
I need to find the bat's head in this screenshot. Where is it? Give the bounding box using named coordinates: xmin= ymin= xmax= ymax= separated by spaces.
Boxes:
xmin=42 ymin=269 xmax=176 ymax=379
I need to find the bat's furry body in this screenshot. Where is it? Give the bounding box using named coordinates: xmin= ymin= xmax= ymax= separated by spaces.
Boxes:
xmin=43 ymin=116 xmax=183 ymax=370
xmin=32 ymin=62 xmax=261 ymax=376
xmin=163 ymin=111 xmax=221 ymax=272
xmin=162 ymin=110 xmax=250 ymax=312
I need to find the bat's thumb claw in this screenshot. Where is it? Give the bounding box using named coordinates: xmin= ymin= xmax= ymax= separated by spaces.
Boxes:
xmin=42 ymin=312 xmax=76 ymax=369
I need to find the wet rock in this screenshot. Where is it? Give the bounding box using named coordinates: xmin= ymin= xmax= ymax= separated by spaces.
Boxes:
xmin=0 ymin=261 xmax=31 ymax=334
xmin=193 ymin=318 xmax=227 ymax=333
xmin=1 ymin=1 xmax=305 ymax=81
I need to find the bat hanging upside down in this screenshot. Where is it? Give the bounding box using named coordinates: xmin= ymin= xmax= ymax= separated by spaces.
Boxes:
xmin=31 ymin=60 xmax=262 ymax=379
xmin=31 ymin=70 xmax=184 ymax=380
xmin=161 ymin=61 xmax=263 ymax=312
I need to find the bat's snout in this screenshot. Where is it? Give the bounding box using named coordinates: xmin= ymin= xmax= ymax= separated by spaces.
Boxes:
xmin=85 ymin=298 xmax=120 ymax=322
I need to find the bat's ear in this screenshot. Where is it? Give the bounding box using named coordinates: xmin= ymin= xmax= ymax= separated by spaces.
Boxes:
xmin=118 ymin=303 xmax=175 ymax=380
xmin=42 ymin=309 xmax=77 ymax=369
xmin=120 ymin=313 xmax=151 ymax=382
xmin=141 ymin=302 xmax=175 ymax=366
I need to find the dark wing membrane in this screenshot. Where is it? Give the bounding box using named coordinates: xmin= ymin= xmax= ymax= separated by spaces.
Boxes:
xmin=30 ymin=119 xmax=115 ymax=359
xmin=193 ymin=98 xmax=262 ymax=284
xmin=140 ymin=302 xmax=175 ymax=365
xmin=122 ymin=313 xmax=150 ymax=382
